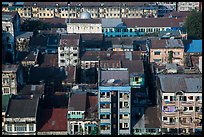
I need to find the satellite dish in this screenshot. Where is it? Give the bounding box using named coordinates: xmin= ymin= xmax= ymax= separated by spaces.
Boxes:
xmin=107 ymin=79 xmax=115 ymax=84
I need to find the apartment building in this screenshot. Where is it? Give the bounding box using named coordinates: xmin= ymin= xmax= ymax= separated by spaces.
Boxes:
xmin=58 ymin=34 xmax=80 ymax=67
xmin=2 ymin=65 xmax=24 ymax=95
xmin=2 ymin=11 xmax=21 ymax=63
xmin=15 ymin=32 xmax=33 ymax=52
xmin=2 ymin=2 xmax=158 ymax=19
xmin=2 ymin=95 xmax=12 ymax=133
xmin=155 ymin=2 xmax=177 ymax=17
xmin=101 ymin=17 xmax=185 ymax=37
xmin=177 ymin=2 xmax=200 ymax=11
xmin=150 ymin=39 xmax=184 ymax=66
xmin=157 ymin=74 xmax=202 ymax=135
xmin=67 ymin=92 xmax=98 ymax=135
xmin=67 ymin=15 xmax=102 ymax=34
xmin=4 ymin=95 xmax=40 ymax=135
xmin=98 ymin=70 xmax=131 ymax=135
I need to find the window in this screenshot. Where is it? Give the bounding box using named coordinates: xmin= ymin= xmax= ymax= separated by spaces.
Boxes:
xmin=164 ymin=96 xmax=168 ymax=99
xmin=43 ymin=13 xmax=46 ymax=16
xmin=3 ymin=88 xmax=10 ymax=94
xmin=73 ymin=54 xmax=77 ymax=56
xmin=7 ymin=124 xmax=12 ymax=132
xmin=163 ymin=117 xmax=167 ymax=121
xmin=188 ymin=96 xmax=193 ymax=100
xmin=189 ymin=107 xmax=193 ymax=111
xmin=124 ymin=123 xmax=129 ymax=128
xmin=29 ymin=125 xmax=34 ymax=131
xmin=154 ymin=51 xmax=161 ymax=55
xmin=170 ymin=96 xmax=175 ymax=101
xmin=60 ymin=53 xmax=64 ymax=56
xmin=120 ymin=102 xmax=122 ymax=108
xmin=120 ymin=93 xmax=123 ymax=98
xmin=73 ymin=47 xmax=77 ymax=50
xmin=14 ymin=125 xmax=27 ymax=131
xmin=47 ymin=13 xmax=49 ymax=16
xmin=6 ymin=26 xmax=10 ymax=32
xmin=60 ymin=60 xmax=65 ymax=63
xmin=124 ymin=102 xmax=129 ymax=108
xmin=113 ymin=113 xmax=116 ymax=118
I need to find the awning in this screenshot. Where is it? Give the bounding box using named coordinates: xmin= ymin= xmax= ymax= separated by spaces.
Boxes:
xmin=85 ymin=124 xmax=97 ymax=127
xmin=100 ymin=123 xmax=109 ymax=126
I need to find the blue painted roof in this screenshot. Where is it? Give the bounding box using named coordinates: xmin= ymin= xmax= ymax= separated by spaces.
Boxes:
xmin=185 ymin=40 xmax=202 ymax=53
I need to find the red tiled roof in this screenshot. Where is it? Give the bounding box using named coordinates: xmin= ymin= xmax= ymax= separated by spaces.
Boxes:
xmin=122 ymin=17 xmax=185 ymax=28
xmin=40 ymin=54 xmax=58 ymax=68
xmin=38 ymin=108 xmax=67 ymax=132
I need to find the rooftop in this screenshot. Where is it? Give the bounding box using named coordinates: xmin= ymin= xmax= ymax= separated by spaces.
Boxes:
xmin=2 ymin=95 xmax=11 ymax=112
xmin=18 ymin=84 xmax=45 ymax=97
xmin=68 ymin=92 xmax=87 ymax=111
xmin=102 ymin=18 xmax=124 ymax=28
xmin=6 ymin=97 xmax=39 ymax=118
xmin=100 ymin=60 xmax=122 ymax=69
xmin=40 ymin=54 xmax=58 ymax=68
xmin=100 ymin=70 xmax=129 ymax=86
xmin=151 ymin=39 xmax=184 ymax=49
xmin=122 ymin=17 xmax=185 ymax=28
xmin=38 ymin=108 xmax=68 ymax=132
xmin=16 ymin=32 xmax=33 ymax=39
xmin=62 ymin=66 xmax=76 ymax=84
xmin=184 ymin=40 xmax=202 ymax=53
xmin=2 ymin=11 xmax=18 ymax=21
xmin=2 ymin=64 xmax=19 ymax=72
xmin=68 ymin=19 xmax=101 ymax=24
xmin=158 ymin=74 xmax=202 ymax=93
xmin=60 ymin=34 xmax=80 ymax=47
xmin=144 ymin=106 xmax=161 ymax=128
xmin=122 ymin=60 xmax=144 ymax=74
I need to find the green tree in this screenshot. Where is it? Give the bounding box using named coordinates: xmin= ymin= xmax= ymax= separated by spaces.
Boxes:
xmin=184 ymin=10 xmax=202 ymax=39
xmin=90 ymin=126 xmax=98 ymax=135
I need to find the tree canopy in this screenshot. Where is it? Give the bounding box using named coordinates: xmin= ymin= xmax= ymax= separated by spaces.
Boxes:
xmin=184 ymin=10 xmax=202 ymax=39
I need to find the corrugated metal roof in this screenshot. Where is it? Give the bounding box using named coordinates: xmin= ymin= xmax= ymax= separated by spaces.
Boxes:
xmin=159 ymin=74 xmax=202 ymax=93
xmin=186 ymin=40 xmax=202 ymax=53
xmin=102 ymin=18 xmax=124 ymax=28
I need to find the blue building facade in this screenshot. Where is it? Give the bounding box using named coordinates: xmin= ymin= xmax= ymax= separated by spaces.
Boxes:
xmin=98 ymin=86 xmax=131 ymax=135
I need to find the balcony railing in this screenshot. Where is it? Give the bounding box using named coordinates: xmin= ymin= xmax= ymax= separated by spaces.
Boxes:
xmin=100 ymin=119 xmax=111 ymax=123
xmin=119 ymin=129 xmax=130 ymax=134
xmin=100 ymin=129 xmax=111 ymax=135
xmin=181 ymin=101 xmax=194 ymax=106
xmin=100 ymin=108 xmax=111 ymax=113
xmin=119 ymin=108 xmax=130 ymax=113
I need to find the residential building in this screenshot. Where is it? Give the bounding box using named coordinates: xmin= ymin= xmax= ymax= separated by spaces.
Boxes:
xmin=133 ymin=106 xmax=161 ymax=135
xmin=67 ymin=92 xmax=98 ymax=135
xmin=4 ymin=95 xmax=40 ymax=135
xmin=2 ymin=64 xmax=24 ymax=95
xmin=177 ymin=2 xmax=200 ymax=11
xmin=98 ymin=70 xmax=131 ymax=135
xmin=157 ymin=74 xmax=202 ymax=135
xmin=29 ymin=32 xmax=60 ymax=54
xmin=2 ymin=2 xmax=158 ymax=19
xmin=2 ymin=95 xmax=12 ymax=133
xmin=80 ymin=33 xmax=104 ymax=52
xmin=58 ymin=34 xmax=80 ymax=67
xmin=37 ymin=108 xmax=68 ymax=135
xmin=21 ymin=51 xmax=39 ymax=67
xmin=67 ymin=17 xmax=102 ymax=34
xmin=15 ymin=32 xmax=33 ymax=52
xmin=62 ymin=66 xmax=77 ymax=88
xmin=155 ymin=2 xmax=177 ymax=17
xmin=2 ymin=11 xmax=21 ymax=63
xmin=150 ymin=39 xmax=184 ymax=66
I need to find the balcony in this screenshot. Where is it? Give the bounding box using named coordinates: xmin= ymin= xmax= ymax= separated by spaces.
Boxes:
xmin=162 ymin=100 xmax=175 ymax=106
xmin=100 ymin=108 xmax=111 ymax=113
xmin=181 ymin=101 xmax=194 ymax=106
xmin=162 ymin=122 xmax=177 ymax=128
xmin=100 ymin=119 xmax=111 ymax=123
xmin=100 ymin=130 xmax=111 ymax=135
xmin=119 ymin=108 xmax=130 ymax=113
xmin=181 ymin=111 xmax=193 ymax=116
xmin=119 ymin=119 xmax=130 ymax=123
xmin=100 ymin=97 xmax=111 ymax=102
xmin=179 ymin=122 xmax=192 ymax=128
xmin=162 ymin=112 xmax=177 ymax=117
xmin=119 ymin=129 xmax=130 ymax=135
xmin=196 ymin=101 xmax=202 ymax=106
xmin=195 ymin=112 xmax=202 ymax=119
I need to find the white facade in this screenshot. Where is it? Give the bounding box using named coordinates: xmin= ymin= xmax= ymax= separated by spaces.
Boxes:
xmin=177 ymin=2 xmax=200 ymax=11
xmin=67 ymin=23 xmax=102 ymax=34
xmin=58 ymin=46 xmax=79 ymax=67
xmin=199 ymin=56 xmax=202 ymax=73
